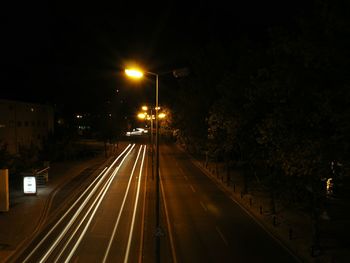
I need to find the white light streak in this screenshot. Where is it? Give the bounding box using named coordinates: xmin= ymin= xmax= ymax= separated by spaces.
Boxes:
xmin=23 ymin=144 xmax=133 ymax=263
xmin=64 ymin=145 xmax=137 ymax=262
xmin=102 ymin=145 xmax=144 ymax=263
xmin=124 ymin=145 xmax=146 ymax=263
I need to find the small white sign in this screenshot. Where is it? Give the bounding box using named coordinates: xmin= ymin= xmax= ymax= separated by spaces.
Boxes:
xmin=23 ymin=176 xmax=37 ymax=195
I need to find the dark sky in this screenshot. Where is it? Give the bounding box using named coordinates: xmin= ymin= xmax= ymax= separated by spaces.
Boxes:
xmin=1 ymin=0 xmax=307 ymax=114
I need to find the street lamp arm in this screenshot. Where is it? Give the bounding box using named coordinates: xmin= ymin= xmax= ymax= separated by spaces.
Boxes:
xmin=146 ymin=71 xmax=158 ymax=77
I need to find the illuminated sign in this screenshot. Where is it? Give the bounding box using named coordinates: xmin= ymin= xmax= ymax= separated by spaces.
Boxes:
xmin=23 ymin=176 xmax=37 ymax=195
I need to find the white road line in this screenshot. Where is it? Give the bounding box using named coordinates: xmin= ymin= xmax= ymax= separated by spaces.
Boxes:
xmin=190 ymin=185 xmax=196 ymax=193
xmin=216 ymin=226 xmax=229 ymax=247
xmin=184 ymin=175 xmax=188 ymax=180
xmin=200 ymin=201 xmax=208 ymax=212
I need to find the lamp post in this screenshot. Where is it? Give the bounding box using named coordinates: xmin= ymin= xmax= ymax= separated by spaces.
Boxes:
xmin=125 ymin=68 xmax=161 ymax=263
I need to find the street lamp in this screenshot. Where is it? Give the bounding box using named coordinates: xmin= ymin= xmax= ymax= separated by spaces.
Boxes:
xmin=125 ymin=68 xmax=161 ymax=262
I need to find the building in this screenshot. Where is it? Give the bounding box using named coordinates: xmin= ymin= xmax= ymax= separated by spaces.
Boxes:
xmin=0 ymin=99 xmax=54 ymax=154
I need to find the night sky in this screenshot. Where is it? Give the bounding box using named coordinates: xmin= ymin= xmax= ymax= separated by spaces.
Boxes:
xmin=1 ymin=1 xmax=307 ymax=115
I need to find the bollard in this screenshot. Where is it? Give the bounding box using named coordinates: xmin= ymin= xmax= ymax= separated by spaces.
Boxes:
xmin=240 ymin=191 xmax=243 ymax=199
xmin=273 ymin=216 xmax=277 ymax=226
xmin=249 ymin=198 xmax=252 ymax=207
xmin=233 ymin=184 xmax=236 ymax=192
xmin=260 ymin=206 xmax=263 ymax=215
xmin=289 ymin=228 xmax=293 ymax=240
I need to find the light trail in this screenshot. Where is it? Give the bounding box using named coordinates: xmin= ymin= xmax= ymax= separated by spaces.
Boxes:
xmin=64 ymin=145 xmax=140 ymax=262
xmin=138 ymin=145 xmax=148 ymax=263
xmin=22 ymin=144 xmax=133 ymax=263
xmin=102 ymin=145 xmax=144 ymax=263
xmin=54 ymin=144 xmax=136 ymax=262
xmin=124 ymin=145 xmax=146 ymax=263
xmin=39 ymin=144 xmax=135 ymax=263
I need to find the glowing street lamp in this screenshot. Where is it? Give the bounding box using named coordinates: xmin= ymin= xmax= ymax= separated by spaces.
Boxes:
xmin=158 ymin=112 xmax=166 ymax=119
xmin=137 ymin=112 xmax=147 ymax=119
xmin=125 ymin=68 xmax=143 ymax=78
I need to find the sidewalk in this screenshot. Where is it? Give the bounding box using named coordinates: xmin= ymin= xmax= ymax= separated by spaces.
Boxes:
xmin=0 ymin=153 xmax=110 ymax=262
xmin=190 ymin=158 xmax=349 ymax=263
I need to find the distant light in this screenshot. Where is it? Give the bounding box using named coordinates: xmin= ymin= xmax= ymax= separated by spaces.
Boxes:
xmin=138 ymin=113 xmax=146 ymax=119
xmin=76 ymin=115 xmax=83 ymax=119
xmin=30 ymin=107 xmax=34 ymax=112
xmin=142 ymin=106 xmax=148 ymax=111
xmin=125 ymin=68 xmax=143 ymax=78
xmin=158 ymin=113 xmax=166 ymax=119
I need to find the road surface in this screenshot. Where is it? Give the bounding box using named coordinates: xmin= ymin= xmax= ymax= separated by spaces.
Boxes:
xmin=158 ymin=143 xmax=299 ymax=263
xmin=12 ymin=142 xmax=300 ymax=262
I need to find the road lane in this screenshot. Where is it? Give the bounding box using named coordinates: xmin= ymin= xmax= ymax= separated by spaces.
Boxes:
xmin=15 ymin=143 xmax=149 ymax=263
xmin=160 ymin=143 xmax=300 ymax=263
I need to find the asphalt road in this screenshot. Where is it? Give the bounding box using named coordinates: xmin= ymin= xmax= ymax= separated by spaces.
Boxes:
xmin=14 ymin=143 xmax=150 ymax=263
xmin=11 ymin=141 xmax=300 ymax=263
xmin=159 ymin=143 xmax=300 ymax=263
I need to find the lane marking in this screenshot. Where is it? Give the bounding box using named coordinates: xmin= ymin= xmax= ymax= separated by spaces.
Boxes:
xmin=216 ymin=226 xmax=229 ymax=247
xmin=90 ymin=217 xmax=98 ymax=233
xmin=200 ymin=201 xmax=207 ymax=212
xmin=190 ymin=185 xmax=196 ymax=193
xmin=184 ymin=175 xmax=188 ymax=181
